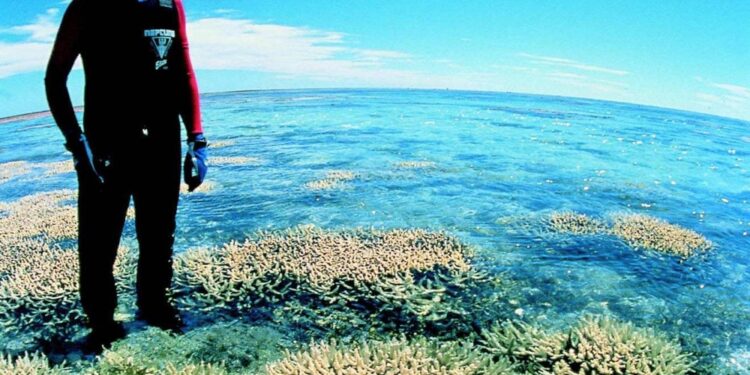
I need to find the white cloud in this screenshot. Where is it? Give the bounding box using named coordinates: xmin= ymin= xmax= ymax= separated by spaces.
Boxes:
xmin=695 ymin=81 xmax=750 ymax=119
xmin=8 ymin=8 xmax=59 ymax=43
xmin=186 ymin=17 xmax=425 ymax=85
xmin=0 ymin=8 xmax=62 ymax=78
xmin=519 ymin=52 xmax=630 ymax=76
xmin=712 ymin=83 xmax=750 ymax=99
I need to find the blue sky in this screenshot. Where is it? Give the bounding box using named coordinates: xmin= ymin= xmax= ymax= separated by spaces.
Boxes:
xmin=1 ymin=0 xmax=749 ymax=120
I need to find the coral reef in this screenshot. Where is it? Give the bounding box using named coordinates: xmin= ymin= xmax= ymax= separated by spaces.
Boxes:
xmin=211 ymin=156 xmax=262 ymax=166
xmin=394 ymin=161 xmax=437 ymax=169
xmin=0 ymin=244 xmax=135 ymax=342
xmin=0 ymin=161 xmax=31 ymax=184
xmin=0 ymin=352 xmax=69 ymax=374
xmin=265 ymin=337 xmax=516 ymax=375
xmin=611 ymin=214 xmax=712 ymax=257
xmin=304 ymin=170 xmax=358 ymax=191
xmin=88 ymin=322 xmax=286 ymax=375
xmin=181 ymin=181 xmax=217 ymax=194
xmin=0 ymin=190 xmax=78 ymax=244
xmin=173 ymin=226 xmax=496 ymax=338
xmin=548 ymin=211 xmax=606 ymax=235
xmin=210 ymin=140 xmax=236 ymax=149
xmin=479 ymin=316 xmax=695 ymax=375
xmin=41 ymin=160 xmax=75 ymax=176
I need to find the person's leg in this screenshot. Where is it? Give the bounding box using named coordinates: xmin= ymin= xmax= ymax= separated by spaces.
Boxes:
xmin=78 ymin=160 xmax=130 ymax=346
xmin=133 ymin=130 xmax=182 ymax=329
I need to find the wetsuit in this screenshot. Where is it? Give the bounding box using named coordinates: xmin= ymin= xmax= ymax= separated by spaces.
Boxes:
xmin=45 ymin=0 xmax=202 ymax=332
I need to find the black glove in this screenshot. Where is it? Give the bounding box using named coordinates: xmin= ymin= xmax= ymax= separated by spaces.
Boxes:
xmin=184 ymin=133 xmax=208 ymax=192
xmin=65 ymin=134 xmax=104 ymax=186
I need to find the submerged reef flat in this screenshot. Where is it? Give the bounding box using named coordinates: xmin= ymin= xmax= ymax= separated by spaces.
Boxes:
xmin=548 ymin=211 xmax=606 ymax=235
xmin=211 ymin=156 xmax=263 ymax=166
xmin=611 ymin=214 xmax=713 ymax=257
xmin=180 ymin=180 xmax=217 ymax=194
xmin=0 ymin=315 xmax=696 ymax=374
xmin=304 ymin=170 xmax=358 ymax=191
xmin=0 ymin=190 xmax=78 ymax=244
xmin=394 ymin=160 xmax=437 ymax=169
xmin=210 ymin=140 xmax=236 ymax=149
xmin=40 ymin=160 xmax=75 ymax=176
xmin=0 ymin=161 xmax=31 ymax=184
xmin=480 ymin=316 xmax=695 ymax=375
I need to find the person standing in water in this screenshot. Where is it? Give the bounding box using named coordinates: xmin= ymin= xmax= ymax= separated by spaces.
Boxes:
xmin=45 ymin=0 xmax=207 ymax=351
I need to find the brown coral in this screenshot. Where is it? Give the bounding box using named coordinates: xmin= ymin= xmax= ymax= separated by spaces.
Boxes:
xmin=480 ymin=317 xmax=696 ymax=375
xmin=548 ymin=211 xmax=606 ymax=235
xmin=610 ymin=214 xmax=712 ymax=257
xmin=304 ymin=170 xmax=358 ymax=191
xmin=265 ymin=337 xmax=514 ymax=375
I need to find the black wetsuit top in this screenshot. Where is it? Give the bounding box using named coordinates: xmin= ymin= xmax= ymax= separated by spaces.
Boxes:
xmin=46 ymin=0 xmax=202 ymax=157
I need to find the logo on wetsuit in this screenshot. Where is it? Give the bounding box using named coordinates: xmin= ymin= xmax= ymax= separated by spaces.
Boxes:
xmin=144 ymin=29 xmax=175 ymax=70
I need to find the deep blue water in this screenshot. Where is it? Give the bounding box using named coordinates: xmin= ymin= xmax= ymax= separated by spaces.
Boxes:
xmin=1 ymin=89 xmax=749 ymax=371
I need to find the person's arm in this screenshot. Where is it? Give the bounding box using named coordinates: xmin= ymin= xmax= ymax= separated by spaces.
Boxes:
xmin=45 ymin=0 xmax=83 ymax=143
xmin=174 ymin=0 xmax=203 ymax=136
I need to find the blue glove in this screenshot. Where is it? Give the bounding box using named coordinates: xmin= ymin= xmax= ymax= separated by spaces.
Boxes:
xmin=184 ymin=133 xmax=208 ymax=192
xmin=66 ymin=134 xmax=104 ymax=186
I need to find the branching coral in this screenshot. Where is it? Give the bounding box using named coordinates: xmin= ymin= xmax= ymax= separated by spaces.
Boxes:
xmin=265 ymin=337 xmax=517 ymax=375
xmin=305 ymin=170 xmax=358 ymax=191
xmin=0 ymin=244 xmax=135 ymax=342
xmin=173 ymin=226 xmax=490 ymax=337
xmin=89 ymin=322 xmax=285 ymax=375
xmin=610 ymin=214 xmax=712 ymax=257
xmin=479 ymin=316 xmax=696 ymax=375
xmin=0 ymin=190 xmax=78 ymax=244
xmin=0 ymin=352 xmax=69 ymax=374
xmin=548 ymin=211 xmax=606 ymax=235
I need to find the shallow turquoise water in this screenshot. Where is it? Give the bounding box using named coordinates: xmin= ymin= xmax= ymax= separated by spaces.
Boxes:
xmin=1 ymin=89 xmax=749 ymax=371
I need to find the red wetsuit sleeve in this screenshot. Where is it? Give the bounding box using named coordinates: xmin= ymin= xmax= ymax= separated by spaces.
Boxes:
xmin=45 ymin=0 xmax=83 ymax=143
xmin=175 ymin=0 xmax=203 ymax=136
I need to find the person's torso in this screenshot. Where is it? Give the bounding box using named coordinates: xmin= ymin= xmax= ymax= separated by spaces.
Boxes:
xmin=79 ymin=0 xmax=183 ymax=142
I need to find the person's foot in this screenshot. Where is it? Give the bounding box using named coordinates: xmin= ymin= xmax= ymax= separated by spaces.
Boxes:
xmin=82 ymin=322 xmax=126 ymax=355
xmin=137 ymin=303 xmax=185 ymax=334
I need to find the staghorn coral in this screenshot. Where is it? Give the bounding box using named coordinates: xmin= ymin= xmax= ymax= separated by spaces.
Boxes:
xmin=394 ymin=161 xmax=437 ymax=169
xmin=86 ymin=322 xmax=286 ymax=375
xmin=0 ymin=161 xmax=31 ymax=184
xmin=548 ymin=211 xmax=606 ymax=235
xmin=173 ymin=227 xmax=472 ymax=308
xmin=610 ymin=214 xmax=712 ymax=257
xmin=0 ymin=244 xmax=135 ymax=342
xmin=479 ymin=316 xmax=696 ymax=375
xmin=0 ymin=352 xmax=69 ymax=374
xmin=265 ymin=337 xmax=517 ymax=375
xmin=304 ymin=170 xmax=358 ymax=191
xmin=0 ymin=190 xmax=78 ymax=244
xmin=173 ymin=226 xmax=493 ymax=337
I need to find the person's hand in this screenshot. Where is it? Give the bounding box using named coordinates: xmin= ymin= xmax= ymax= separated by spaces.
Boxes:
xmin=65 ymin=134 xmax=104 ymax=186
xmin=184 ymin=133 xmax=208 ymax=192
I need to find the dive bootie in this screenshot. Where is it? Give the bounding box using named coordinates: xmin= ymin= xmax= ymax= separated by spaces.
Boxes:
xmin=83 ymin=321 xmax=126 ymax=354
xmin=137 ymin=303 xmax=185 ymax=334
